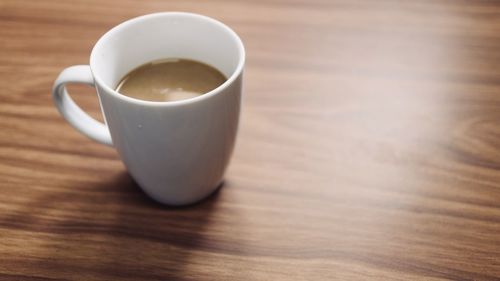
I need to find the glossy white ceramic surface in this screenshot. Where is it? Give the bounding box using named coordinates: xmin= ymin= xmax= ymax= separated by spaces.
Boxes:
xmin=52 ymin=12 xmax=245 ymax=205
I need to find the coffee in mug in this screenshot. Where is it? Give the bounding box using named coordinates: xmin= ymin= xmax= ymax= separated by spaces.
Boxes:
xmin=116 ymin=58 xmax=227 ymax=102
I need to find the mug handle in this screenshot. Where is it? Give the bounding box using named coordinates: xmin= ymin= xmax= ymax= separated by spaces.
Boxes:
xmin=52 ymin=65 xmax=113 ymax=146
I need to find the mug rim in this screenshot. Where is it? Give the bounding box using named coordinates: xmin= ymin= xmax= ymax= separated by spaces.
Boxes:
xmin=89 ymin=12 xmax=245 ymax=107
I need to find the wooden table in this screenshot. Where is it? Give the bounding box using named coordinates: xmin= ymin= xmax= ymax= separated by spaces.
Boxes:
xmin=1 ymin=0 xmax=500 ymax=280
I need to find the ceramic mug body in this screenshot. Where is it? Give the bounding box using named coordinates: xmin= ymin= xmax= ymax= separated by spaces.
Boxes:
xmin=52 ymin=13 xmax=245 ymax=205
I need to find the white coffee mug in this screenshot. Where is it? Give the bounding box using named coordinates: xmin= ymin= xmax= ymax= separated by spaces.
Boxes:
xmin=52 ymin=12 xmax=245 ymax=206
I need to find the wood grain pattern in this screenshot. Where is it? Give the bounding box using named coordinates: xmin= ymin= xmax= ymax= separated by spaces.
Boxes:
xmin=1 ymin=0 xmax=500 ymax=280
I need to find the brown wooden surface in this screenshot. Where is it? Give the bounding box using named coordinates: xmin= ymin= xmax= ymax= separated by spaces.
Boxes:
xmin=1 ymin=0 xmax=500 ymax=280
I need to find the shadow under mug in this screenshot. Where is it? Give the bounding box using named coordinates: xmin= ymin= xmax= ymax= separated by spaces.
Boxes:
xmin=52 ymin=12 xmax=245 ymax=206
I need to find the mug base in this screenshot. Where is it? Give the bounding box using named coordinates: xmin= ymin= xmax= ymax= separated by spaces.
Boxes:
xmin=138 ymin=179 xmax=225 ymax=207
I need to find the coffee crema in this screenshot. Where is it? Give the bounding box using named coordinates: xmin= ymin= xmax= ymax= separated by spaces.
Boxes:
xmin=115 ymin=58 xmax=226 ymax=102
